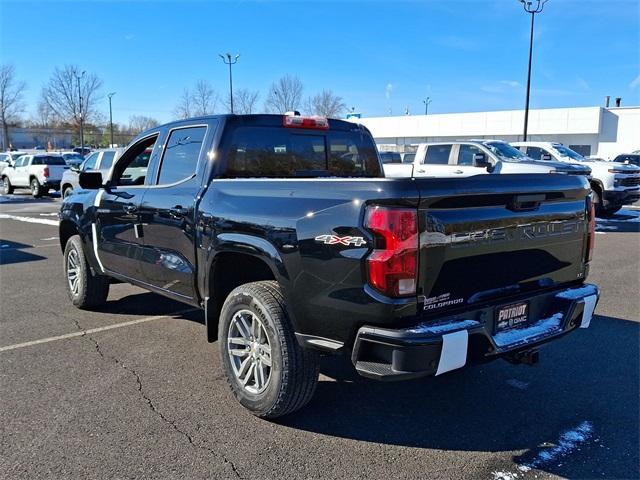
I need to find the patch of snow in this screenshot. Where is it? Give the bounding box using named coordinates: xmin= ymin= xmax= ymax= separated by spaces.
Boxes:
xmin=493 ymin=313 xmax=563 ymax=348
xmin=523 ymin=421 xmax=594 ymax=470
xmin=39 ymin=213 xmax=58 ymax=216
xmin=556 ymin=285 xmax=598 ymax=300
xmin=507 ymin=379 xmax=529 ymax=390
xmin=405 ymin=319 xmax=479 ymax=335
xmin=492 ymin=471 xmax=520 ymax=480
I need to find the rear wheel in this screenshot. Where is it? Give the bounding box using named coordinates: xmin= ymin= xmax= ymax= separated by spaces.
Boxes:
xmin=30 ymin=178 xmax=42 ymax=198
xmin=2 ymin=176 xmax=13 ymax=195
xmin=64 ymin=235 xmax=110 ymax=309
xmin=218 ymin=281 xmax=320 ymax=419
xmin=600 ymin=205 xmax=622 ymax=217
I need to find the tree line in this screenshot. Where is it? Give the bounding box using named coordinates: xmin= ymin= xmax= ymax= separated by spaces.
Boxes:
xmin=0 ymin=64 xmax=348 ymax=150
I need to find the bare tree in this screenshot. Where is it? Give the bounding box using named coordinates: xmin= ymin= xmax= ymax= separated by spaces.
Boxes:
xmin=173 ymin=88 xmax=193 ymax=119
xmin=33 ymin=100 xmax=58 ymax=128
xmin=128 ymin=115 xmax=159 ymax=134
xmin=305 ymin=90 xmax=346 ymax=118
xmin=41 ymin=65 xmax=102 ymax=130
xmin=224 ymin=88 xmax=260 ymax=114
xmin=192 ymin=80 xmax=217 ymax=116
xmin=265 ymin=75 xmax=303 ymax=113
xmin=0 ymin=64 xmax=26 ymax=150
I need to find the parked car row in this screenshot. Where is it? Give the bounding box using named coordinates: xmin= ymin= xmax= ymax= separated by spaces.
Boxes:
xmin=383 ymin=140 xmax=640 ymax=216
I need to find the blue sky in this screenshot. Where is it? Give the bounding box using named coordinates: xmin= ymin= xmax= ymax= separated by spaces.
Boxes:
xmin=1 ymin=0 xmax=639 ymax=124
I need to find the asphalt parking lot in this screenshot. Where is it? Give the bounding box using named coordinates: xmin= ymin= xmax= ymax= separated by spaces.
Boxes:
xmin=1 ymin=192 xmax=638 ymax=480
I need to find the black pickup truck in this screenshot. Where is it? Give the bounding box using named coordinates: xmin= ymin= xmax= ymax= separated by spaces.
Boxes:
xmin=59 ymin=114 xmax=599 ymax=418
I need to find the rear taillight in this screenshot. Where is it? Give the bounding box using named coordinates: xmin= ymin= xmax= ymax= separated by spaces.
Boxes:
xmin=365 ymin=206 xmax=418 ymax=297
xmin=586 ymin=195 xmax=595 ymax=262
xmin=283 ymin=115 xmax=329 ymax=130
xmin=43 ymin=167 xmax=49 ymax=178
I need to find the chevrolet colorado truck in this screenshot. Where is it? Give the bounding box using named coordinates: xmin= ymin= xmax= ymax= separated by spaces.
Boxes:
xmin=59 ymin=114 xmax=599 ymax=418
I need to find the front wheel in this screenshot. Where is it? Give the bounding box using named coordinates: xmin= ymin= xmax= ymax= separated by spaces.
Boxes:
xmin=64 ymin=235 xmax=110 ymax=309
xmin=63 ymin=186 xmax=74 ymax=198
xmin=2 ymin=177 xmax=13 ymax=195
xmin=600 ymin=205 xmax=622 ymax=217
xmin=218 ymin=281 xmax=320 ymax=419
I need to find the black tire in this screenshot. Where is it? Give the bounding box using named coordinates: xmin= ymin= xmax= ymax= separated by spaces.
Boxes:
xmin=30 ymin=178 xmax=42 ymax=198
xmin=2 ymin=176 xmax=13 ymax=195
xmin=63 ymin=186 xmax=74 ymax=198
xmin=591 ymin=187 xmax=606 ymax=217
xmin=63 ymin=235 xmax=110 ymax=309
xmin=218 ymin=281 xmax=320 ymax=419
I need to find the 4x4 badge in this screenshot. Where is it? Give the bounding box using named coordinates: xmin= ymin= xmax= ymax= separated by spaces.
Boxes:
xmin=315 ymin=234 xmax=367 ymax=247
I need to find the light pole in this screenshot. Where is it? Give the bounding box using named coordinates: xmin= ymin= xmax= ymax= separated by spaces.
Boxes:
xmin=423 ymin=97 xmax=432 ymax=115
xmin=73 ymin=69 xmax=86 ymax=152
xmin=108 ymin=92 xmax=116 ymax=147
xmin=519 ymin=0 xmax=549 ymax=141
xmin=219 ymin=53 xmax=240 ymax=114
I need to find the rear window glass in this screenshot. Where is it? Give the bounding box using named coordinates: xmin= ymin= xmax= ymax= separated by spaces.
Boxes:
xmin=222 ymin=126 xmax=381 ymax=177
xmin=380 ymin=152 xmax=401 ymax=164
xmin=32 ymin=156 xmax=66 ymax=166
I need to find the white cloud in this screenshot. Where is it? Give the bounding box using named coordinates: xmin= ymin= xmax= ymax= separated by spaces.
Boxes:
xmin=577 ymin=77 xmax=590 ymax=92
xmin=630 ymin=74 xmax=640 ymax=90
xmin=500 ymin=80 xmax=521 ymax=88
xmin=481 ymin=80 xmax=521 ymax=94
xmin=124 ymin=33 xmax=135 ymax=41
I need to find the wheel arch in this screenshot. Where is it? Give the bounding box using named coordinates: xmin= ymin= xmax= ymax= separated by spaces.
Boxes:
xmin=204 ymin=234 xmax=290 ymax=342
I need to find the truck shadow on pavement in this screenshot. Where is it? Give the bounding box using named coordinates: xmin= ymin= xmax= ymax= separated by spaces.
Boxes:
xmin=282 ymin=314 xmax=639 ymax=479
xmin=0 ymin=239 xmax=47 ymax=265
xmin=596 ymin=209 xmax=640 ymax=233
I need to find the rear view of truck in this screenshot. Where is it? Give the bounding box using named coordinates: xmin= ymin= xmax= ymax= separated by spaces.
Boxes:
xmin=352 ymin=173 xmax=599 ymax=380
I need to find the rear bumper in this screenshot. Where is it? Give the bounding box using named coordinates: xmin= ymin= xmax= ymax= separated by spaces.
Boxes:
xmin=352 ymin=284 xmax=599 ymax=380
xmin=42 ymin=180 xmax=61 ymax=190
xmin=603 ymin=188 xmax=640 ymax=207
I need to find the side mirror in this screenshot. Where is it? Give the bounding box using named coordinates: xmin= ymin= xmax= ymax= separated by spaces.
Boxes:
xmin=70 ymin=164 xmax=81 ymax=173
xmin=541 ymin=153 xmax=553 ymax=161
xmin=78 ymin=171 xmax=103 ymax=190
xmin=473 ymin=152 xmax=490 ymax=168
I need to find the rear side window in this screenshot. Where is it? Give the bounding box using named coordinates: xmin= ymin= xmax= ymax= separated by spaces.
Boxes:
xmin=424 ymin=145 xmax=451 ymax=164
xmin=380 ymin=152 xmax=401 ymax=164
xmin=33 ymin=156 xmax=66 ymax=166
xmin=100 ymin=151 xmax=116 ymax=170
xmin=157 ymin=126 xmax=207 ymax=185
xmin=223 ymin=126 xmax=381 ymax=177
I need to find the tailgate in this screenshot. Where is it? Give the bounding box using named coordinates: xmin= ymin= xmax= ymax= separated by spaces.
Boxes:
xmin=416 ymin=174 xmax=590 ymax=314
xmin=46 ymin=165 xmax=67 ymax=180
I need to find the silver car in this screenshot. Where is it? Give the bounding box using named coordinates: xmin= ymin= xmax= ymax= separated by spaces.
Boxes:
xmin=61 ymin=149 xmax=122 ymax=198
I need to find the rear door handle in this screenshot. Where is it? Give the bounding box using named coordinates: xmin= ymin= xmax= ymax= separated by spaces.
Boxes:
xmin=454 ymin=170 xmax=464 ymax=174
xmin=123 ymin=204 xmax=138 ymax=214
xmin=169 ymin=206 xmax=188 ymax=218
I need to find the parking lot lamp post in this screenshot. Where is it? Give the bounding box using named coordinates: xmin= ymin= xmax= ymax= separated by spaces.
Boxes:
xmin=108 ymin=92 xmax=116 ymax=147
xmin=73 ymin=69 xmax=86 ymax=152
xmin=519 ymin=0 xmax=549 ymax=141
xmin=219 ymin=53 xmax=240 ymax=114
xmin=423 ymin=97 xmax=431 ymax=115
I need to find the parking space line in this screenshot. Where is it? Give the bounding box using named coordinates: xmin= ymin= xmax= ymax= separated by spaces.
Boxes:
xmin=0 ymin=308 xmax=198 ymax=353
xmin=0 ymin=213 xmax=59 ymax=226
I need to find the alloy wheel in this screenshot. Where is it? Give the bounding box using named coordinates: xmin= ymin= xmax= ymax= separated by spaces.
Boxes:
xmin=227 ymin=309 xmax=272 ymax=394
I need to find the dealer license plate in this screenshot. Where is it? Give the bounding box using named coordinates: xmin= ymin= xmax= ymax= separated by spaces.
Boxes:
xmin=495 ymin=301 xmax=529 ymax=334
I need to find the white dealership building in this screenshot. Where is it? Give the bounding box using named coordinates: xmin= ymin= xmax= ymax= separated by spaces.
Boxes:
xmin=352 ymin=105 xmax=639 ymax=159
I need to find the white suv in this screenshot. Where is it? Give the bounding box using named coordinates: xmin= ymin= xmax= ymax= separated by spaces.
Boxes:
xmin=512 ymin=142 xmax=640 ymax=215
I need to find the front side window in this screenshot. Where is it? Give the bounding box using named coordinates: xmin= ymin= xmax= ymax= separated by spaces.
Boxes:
xmin=111 ymin=135 xmax=158 ymax=186
xmin=457 ymin=144 xmax=483 ymax=166
xmin=526 ymin=146 xmax=545 ymax=160
xmin=157 ymin=126 xmax=207 ymax=185
xmin=484 ymin=142 xmax=526 ymax=161
xmin=424 ymin=145 xmax=452 ymax=165
xmin=83 ymin=152 xmax=99 ymax=171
